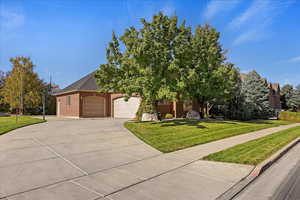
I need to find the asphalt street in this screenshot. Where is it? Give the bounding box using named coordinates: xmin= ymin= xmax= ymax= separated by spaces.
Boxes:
xmin=235 ymin=143 xmax=300 ymax=200
xmin=272 ymin=158 xmax=300 ymax=200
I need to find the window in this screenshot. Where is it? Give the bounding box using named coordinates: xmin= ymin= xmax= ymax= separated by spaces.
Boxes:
xmin=66 ymin=96 xmax=71 ymax=105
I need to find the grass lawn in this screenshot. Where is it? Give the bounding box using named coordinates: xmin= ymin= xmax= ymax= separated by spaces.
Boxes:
xmin=124 ymin=119 xmax=293 ymax=153
xmin=203 ymin=126 xmax=300 ymax=165
xmin=0 ymin=116 xmax=45 ymax=135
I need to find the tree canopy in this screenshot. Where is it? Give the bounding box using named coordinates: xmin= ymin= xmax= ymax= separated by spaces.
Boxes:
xmin=290 ymin=85 xmax=300 ymax=111
xmin=96 ymin=13 xmax=186 ymax=112
xmin=181 ymin=25 xmax=239 ymax=117
xmin=95 ymin=12 xmax=240 ymax=118
xmin=1 ymin=57 xmax=44 ymax=114
xmin=281 ymin=84 xmax=294 ymax=110
xmin=280 ymin=84 xmax=300 ymax=111
xmin=240 ymin=70 xmax=274 ymax=119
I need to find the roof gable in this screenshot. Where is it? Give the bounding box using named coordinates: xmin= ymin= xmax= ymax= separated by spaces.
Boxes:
xmin=54 ymin=71 xmax=99 ymax=95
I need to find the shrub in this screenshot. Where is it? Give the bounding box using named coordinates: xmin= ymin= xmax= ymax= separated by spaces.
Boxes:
xmin=279 ymin=111 xmax=300 ymax=122
xmin=165 ymin=113 xmax=173 ymax=119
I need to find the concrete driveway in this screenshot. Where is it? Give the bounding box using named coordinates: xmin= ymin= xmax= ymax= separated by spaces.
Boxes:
xmin=0 ymin=118 xmax=253 ymax=200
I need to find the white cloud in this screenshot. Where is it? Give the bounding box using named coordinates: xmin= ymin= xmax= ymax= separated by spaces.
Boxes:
xmin=229 ymin=0 xmax=272 ymax=29
xmin=203 ymin=0 xmax=241 ymax=21
xmin=232 ymin=26 xmax=269 ymax=45
xmin=288 ymin=56 xmax=300 ymax=63
xmin=230 ymin=0 xmax=293 ymax=45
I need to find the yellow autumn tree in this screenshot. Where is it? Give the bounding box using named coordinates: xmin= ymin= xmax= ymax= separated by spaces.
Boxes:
xmin=1 ymin=57 xmax=44 ymax=114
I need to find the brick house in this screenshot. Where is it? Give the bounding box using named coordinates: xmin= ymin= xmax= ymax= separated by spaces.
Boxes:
xmin=54 ymin=71 xmax=281 ymax=118
xmin=268 ymin=83 xmax=281 ymax=111
xmin=53 ymin=72 xmax=184 ymax=118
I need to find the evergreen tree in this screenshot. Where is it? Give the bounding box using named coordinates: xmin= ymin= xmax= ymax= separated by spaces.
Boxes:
xmin=290 ymin=85 xmax=300 ymax=111
xmin=280 ymin=84 xmax=294 ymax=110
xmin=241 ymin=70 xmax=274 ymax=119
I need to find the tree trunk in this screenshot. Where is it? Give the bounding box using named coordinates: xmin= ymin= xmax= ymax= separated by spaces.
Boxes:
xmin=206 ymin=103 xmax=213 ymax=117
xmin=192 ymin=98 xmax=199 ymax=111
xmin=197 ymin=97 xmax=205 ymax=119
xmin=136 ymin=98 xmax=158 ymax=120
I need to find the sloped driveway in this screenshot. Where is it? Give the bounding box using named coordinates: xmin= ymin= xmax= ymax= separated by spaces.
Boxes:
xmin=0 ymin=117 xmax=257 ymax=200
xmin=0 ymin=118 xmax=161 ymax=199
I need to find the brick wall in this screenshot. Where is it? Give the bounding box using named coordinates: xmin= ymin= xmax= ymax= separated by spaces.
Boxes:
xmin=56 ymin=92 xmax=80 ymax=117
xmin=56 ymin=91 xmax=111 ymax=117
xmin=269 ymin=90 xmax=281 ymax=110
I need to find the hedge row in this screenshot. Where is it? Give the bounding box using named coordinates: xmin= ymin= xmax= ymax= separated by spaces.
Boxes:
xmin=279 ymin=111 xmax=300 ymax=122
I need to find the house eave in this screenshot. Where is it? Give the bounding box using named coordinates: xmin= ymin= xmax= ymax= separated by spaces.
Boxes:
xmin=53 ymin=90 xmax=99 ymax=96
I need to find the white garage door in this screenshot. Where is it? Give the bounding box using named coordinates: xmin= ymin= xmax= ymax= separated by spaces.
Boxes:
xmin=114 ymin=97 xmax=140 ymax=118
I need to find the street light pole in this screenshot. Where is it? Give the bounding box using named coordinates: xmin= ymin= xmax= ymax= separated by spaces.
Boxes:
xmin=42 ymin=88 xmax=46 ymax=121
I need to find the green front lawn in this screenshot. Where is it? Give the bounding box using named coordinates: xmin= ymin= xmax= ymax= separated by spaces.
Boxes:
xmin=124 ymin=119 xmax=293 ymax=153
xmin=0 ymin=116 xmax=45 ymax=135
xmin=204 ymin=126 xmax=300 ymax=165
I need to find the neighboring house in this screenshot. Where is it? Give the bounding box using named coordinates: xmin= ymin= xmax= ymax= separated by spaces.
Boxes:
xmin=53 ymin=72 xmax=184 ymax=118
xmin=240 ymin=73 xmax=281 ymax=111
xmin=268 ymin=83 xmax=281 ymax=111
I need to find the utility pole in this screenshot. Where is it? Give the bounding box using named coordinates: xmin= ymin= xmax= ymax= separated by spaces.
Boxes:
xmin=20 ymin=67 xmax=24 ymax=115
xmin=42 ymin=87 xmax=46 ymax=121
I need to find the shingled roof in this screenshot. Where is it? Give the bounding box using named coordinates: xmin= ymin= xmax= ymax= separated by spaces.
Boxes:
xmin=53 ymin=71 xmax=100 ymax=95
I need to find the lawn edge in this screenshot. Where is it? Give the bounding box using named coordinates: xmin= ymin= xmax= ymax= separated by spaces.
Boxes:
xmin=216 ymin=136 xmax=300 ymax=200
xmin=0 ymin=119 xmax=46 ymax=136
xmin=124 ymin=120 xmax=295 ymax=153
xmin=123 ymin=121 xmax=167 ymax=152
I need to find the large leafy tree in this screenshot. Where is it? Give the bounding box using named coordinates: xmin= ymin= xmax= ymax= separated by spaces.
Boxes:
xmin=240 ymin=70 xmax=274 ymax=119
xmin=180 ymin=25 xmax=240 ymax=117
xmin=1 ymin=57 xmax=44 ymax=114
xmin=96 ymin=12 xmax=189 ymax=114
xmin=96 ymin=13 xmax=239 ymax=119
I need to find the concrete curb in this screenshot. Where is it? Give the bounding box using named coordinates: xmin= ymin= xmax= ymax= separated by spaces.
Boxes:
xmin=216 ymin=137 xmax=300 ymax=200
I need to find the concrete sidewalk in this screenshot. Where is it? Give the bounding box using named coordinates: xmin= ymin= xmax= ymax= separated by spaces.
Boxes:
xmin=0 ymin=119 xmax=299 ymax=200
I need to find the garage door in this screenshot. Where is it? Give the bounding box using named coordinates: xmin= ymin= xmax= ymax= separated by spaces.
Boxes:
xmin=114 ymin=97 xmax=140 ymax=118
xmin=82 ymin=96 xmax=106 ymax=117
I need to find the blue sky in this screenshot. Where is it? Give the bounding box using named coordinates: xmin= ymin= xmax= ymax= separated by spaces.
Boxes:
xmin=0 ymin=0 xmax=299 ymax=88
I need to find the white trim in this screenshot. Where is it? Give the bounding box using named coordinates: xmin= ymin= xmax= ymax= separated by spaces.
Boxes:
xmin=57 ymin=102 xmax=60 ymax=117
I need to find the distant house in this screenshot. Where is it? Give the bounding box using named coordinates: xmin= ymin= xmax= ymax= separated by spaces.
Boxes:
xmin=53 ymin=72 xmax=184 ymax=118
xmin=268 ymin=83 xmax=281 ymax=111
xmin=240 ymin=73 xmax=281 ymax=111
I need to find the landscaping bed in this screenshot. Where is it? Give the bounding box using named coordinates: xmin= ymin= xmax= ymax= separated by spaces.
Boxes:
xmin=124 ymin=119 xmax=293 ymax=153
xmin=0 ymin=116 xmax=45 ymax=135
xmin=203 ymin=126 xmax=300 ymax=165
